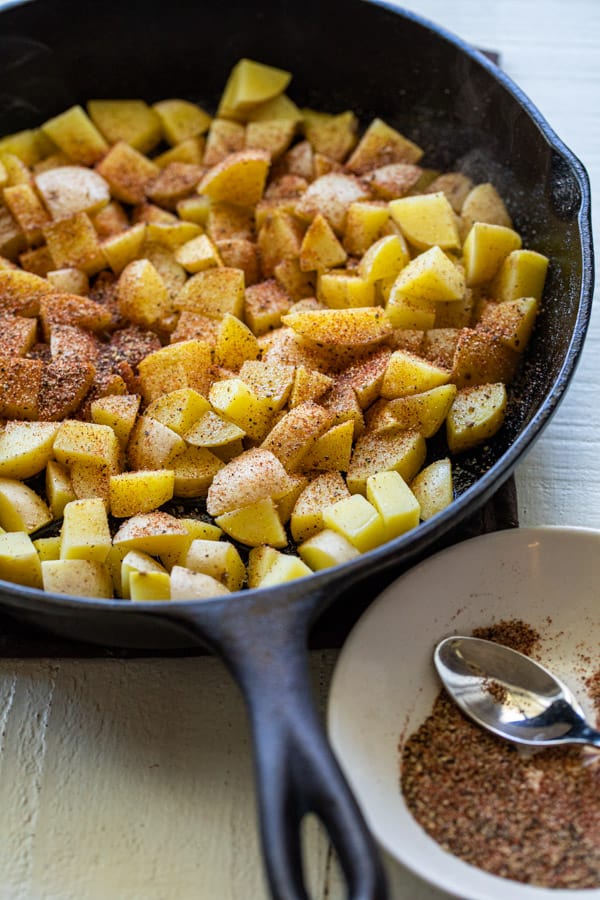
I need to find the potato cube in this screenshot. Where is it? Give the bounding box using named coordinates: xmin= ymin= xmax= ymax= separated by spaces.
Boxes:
xmin=147 ymin=163 xmax=205 ymax=210
xmin=154 ymin=136 xmax=205 ymax=168
xmin=113 ymin=510 xmax=188 ymax=556
xmin=41 ymin=559 xmax=113 ymax=598
xmin=158 ymin=519 xmax=222 ymax=571
xmin=46 ymin=460 xmax=76 ymax=518
xmin=289 ymin=367 xmax=333 ymax=407
xmin=0 ymin=421 xmax=59 ymax=479
xmin=137 ymin=340 xmax=213 ymax=401
xmin=129 ymin=570 xmax=171 ymax=602
xmin=247 ymin=546 xmax=281 ymax=588
xmin=336 ymin=347 xmax=391 ymax=408
xmin=346 ymin=118 xmax=423 ymax=173
xmin=145 ymin=388 xmax=209 ymax=436
xmin=0 ymin=531 xmax=43 ymax=588
xmin=322 ymin=493 xmax=385 ymax=552
xmin=301 ymin=420 xmax=354 ymax=472
xmin=411 ymin=458 xmax=453 ymax=520
xmin=218 ymin=59 xmax=291 ymax=117
xmin=182 ymin=539 xmax=245 ymax=592
xmin=316 ymin=271 xmax=375 ymax=308
xmin=247 ymin=94 xmax=302 ymax=125
xmin=257 ymin=211 xmax=304 ymax=276
xmin=203 ymin=120 xmax=246 ymax=167
xmin=54 ymin=420 xmax=120 ymax=470
xmin=41 ymin=105 xmax=109 ymax=165
xmin=184 ymin=411 xmax=246 ymax=450
xmin=109 ymin=470 xmax=174 ymax=518
xmin=366 ymin=470 xmax=420 ymax=540
xmin=302 ymin=109 xmax=358 ymax=162
xmin=209 ymin=378 xmax=274 ymax=440
xmin=364 ymin=162 xmax=422 ymax=200
xmin=103 ymin=223 xmax=147 ymax=274
xmin=0 ymin=205 xmax=26 ymax=261
xmin=35 ymin=165 xmax=111 ymax=220
xmin=0 ymin=356 xmax=43 ymax=419
xmin=0 ymin=268 xmax=53 ymax=317
xmin=477 ymin=297 xmax=539 ymax=352
xmin=175 ymin=267 xmax=245 ymax=319
xmin=127 ymin=416 xmax=186 ymax=470
xmin=96 ymin=141 xmax=160 ymax=204
xmin=87 ymin=99 xmax=162 ymax=153
xmin=206 ymin=447 xmax=296 ymax=516
xmin=343 ymin=201 xmax=390 ymax=256
xmin=425 ymin=172 xmax=473 ymax=212
xmin=295 ymin=173 xmax=370 ymax=233
xmin=0 ymin=478 xmax=52 ymax=533
xmin=116 ymin=257 xmax=170 ymax=327
xmin=244 ymin=279 xmax=292 ymax=335
xmin=290 ymin=471 xmax=350 ymax=543
xmin=446 ymin=383 xmax=507 ymax=453
xmin=120 ymin=549 xmax=169 ymax=597
xmin=491 ymin=249 xmax=549 ymax=303
xmin=19 ymin=245 xmax=54 ymax=277
xmin=461 ymin=183 xmax=512 ymax=232
xmin=367 ymin=384 xmax=457 ymax=438
xmin=451 ymin=328 xmax=519 ymax=388
xmin=299 ymin=213 xmax=347 ymax=272
xmin=39 ymin=293 xmax=112 ymax=338
xmin=257 ymin=552 xmax=312 ymax=587
xmin=174 ymin=234 xmax=221 ymax=273
xmin=346 ymin=430 xmax=426 ymax=495
xmin=245 ymin=119 xmax=296 ymax=159
xmin=60 ymin=498 xmax=111 ymax=562
xmin=389 ymin=193 xmax=460 ymax=251
xmin=216 ymin=497 xmax=287 ymax=548
xmin=153 ymin=99 xmax=212 ymax=145
xmin=199 ymin=149 xmax=270 ymax=208
xmin=34 ymin=536 xmax=62 ymax=562
xmin=0 ymin=127 xmax=51 ymax=167
xmin=463 ymin=222 xmax=522 ymax=286
xmin=273 ymin=258 xmax=315 ymax=302
xmin=381 ymin=349 xmax=450 ymax=399
xmin=215 ymin=313 xmax=259 ymax=369
xmin=357 ymin=233 xmax=409 ymax=283
xmin=43 ymin=212 xmax=106 ymax=275
xmin=4 ymin=183 xmax=50 ymax=242
xmin=171 ymin=446 xmax=224 ymax=497
xmin=69 ymin=460 xmax=112 ymax=502
xmin=282 ymin=307 xmax=391 ymax=347
xmin=261 ymin=401 xmax=331 ymax=471
xmin=90 ymin=394 xmax=140 ymax=446
xmin=388 ymin=246 xmax=465 ymax=304
xmin=46 ymin=267 xmax=90 ymax=295
xmin=298 ymin=529 xmax=359 ymax=571
xmin=170 ymin=567 xmax=230 ymax=601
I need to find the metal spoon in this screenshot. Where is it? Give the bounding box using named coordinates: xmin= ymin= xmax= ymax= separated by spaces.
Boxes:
xmin=434 ymin=636 xmax=600 ymax=749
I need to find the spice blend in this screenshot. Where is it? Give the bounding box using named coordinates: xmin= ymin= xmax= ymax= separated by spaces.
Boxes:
xmin=400 ymin=620 xmax=600 ymax=889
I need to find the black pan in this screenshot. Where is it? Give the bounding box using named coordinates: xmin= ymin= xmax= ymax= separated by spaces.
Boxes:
xmin=0 ymin=1 xmax=594 ymax=898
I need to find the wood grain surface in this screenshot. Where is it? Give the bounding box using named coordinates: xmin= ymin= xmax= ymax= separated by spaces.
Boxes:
xmin=0 ymin=1 xmax=598 ymax=898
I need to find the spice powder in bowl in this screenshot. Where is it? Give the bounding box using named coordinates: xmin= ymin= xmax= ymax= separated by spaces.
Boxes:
xmin=400 ymin=620 xmax=600 ymax=890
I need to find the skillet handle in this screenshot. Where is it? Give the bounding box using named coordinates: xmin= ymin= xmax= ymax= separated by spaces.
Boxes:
xmin=176 ymin=583 xmax=388 ymax=900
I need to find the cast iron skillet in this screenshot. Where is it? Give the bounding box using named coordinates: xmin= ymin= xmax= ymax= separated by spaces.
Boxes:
xmin=0 ymin=0 xmax=594 ymax=897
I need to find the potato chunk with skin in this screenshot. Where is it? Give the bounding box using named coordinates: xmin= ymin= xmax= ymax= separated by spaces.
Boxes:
xmin=302 ymin=109 xmax=358 ymax=162
xmin=295 ymin=173 xmax=370 ymax=234
xmin=199 ymin=150 xmax=270 ymax=207
xmin=113 ymin=511 xmax=188 ymax=556
xmin=171 ymin=446 xmax=224 ymax=498
xmin=42 ymin=559 xmax=113 ymax=598
xmin=206 ymin=448 xmax=297 ymax=517
xmin=346 ymin=118 xmax=423 ymax=173
xmin=109 ymin=470 xmax=175 ymax=518
xmin=387 ymin=245 xmax=465 ymax=303
xmin=463 ymin=222 xmax=522 ymax=286
xmin=346 ymin=430 xmax=426 ymax=495
xmin=175 ymin=267 xmax=245 ymax=319
xmin=170 ymin=566 xmax=230 ymax=601
xmin=0 ymin=268 xmax=53 ymax=316
xmin=43 ymin=212 xmax=106 ymax=275
xmin=0 ymin=421 xmax=59 ymax=479
xmin=35 ymin=166 xmax=110 ymax=220
xmin=366 ymin=385 xmax=457 ymax=438
xmin=182 ymin=539 xmax=245 ymax=592
xmin=358 ymin=233 xmax=409 ymax=283
xmin=54 ymin=421 xmax=120 ymax=471
xmin=96 ymin=141 xmax=160 ymax=205
xmin=258 ymin=552 xmax=312 ymax=587
xmin=60 ymin=498 xmax=111 ymax=562
xmin=283 ymin=307 xmax=392 ymax=347
xmin=411 ymin=458 xmax=453 ymax=520
xmin=299 ymin=213 xmax=347 ymax=272
xmin=145 ymin=388 xmax=210 ymax=436
xmin=218 ymin=59 xmax=291 ymax=118
xmin=117 ymin=258 xmax=171 ymax=328
xmin=0 ymin=531 xmax=43 ymax=588
xmin=446 ymin=383 xmax=507 ymax=453
xmin=290 ymin=471 xmax=351 ymax=543
xmin=216 ymin=498 xmax=287 ymax=548
xmin=491 ymin=249 xmax=549 ymax=303
xmin=127 ymin=416 xmax=186 ymax=470
xmin=0 ymin=478 xmax=52 ymax=533
xmin=261 ymin=401 xmax=332 ymax=471
xmin=461 ymin=183 xmax=512 ymax=232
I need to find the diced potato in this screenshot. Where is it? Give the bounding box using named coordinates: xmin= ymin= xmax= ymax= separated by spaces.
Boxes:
xmin=302 ymin=420 xmax=354 ymax=471
xmin=389 ymin=192 xmax=460 ymax=251
xmin=247 ymin=545 xmax=281 ymax=588
xmin=35 ymin=165 xmax=111 ymax=220
xmin=463 ymin=222 xmax=522 ymax=286
xmin=491 ymin=249 xmax=549 ymax=303
xmin=127 ymin=416 xmax=186 ymax=470
xmin=102 ymin=223 xmax=147 ymax=274
xmin=367 ymin=384 xmax=457 ymax=438
xmin=53 ymin=420 xmax=120 ymax=470
xmin=299 ymin=213 xmax=347 ymax=272
xmin=366 ymin=470 xmax=420 ymax=540
xmin=60 ymin=497 xmax=111 ymax=563
xmin=275 ymin=474 xmax=307 ymax=523
xmin=302 ymin=109 xmax=358 ymax=162
xmin=39 ymin=292 xmax=112 ymax=338
xmin=388 ymin=245 xmax=465 ymax=302
xmin=175 ymin=267 xmax=245 ymax=319
xmin=203 ymin=119 xmax=246 ymax=167
xmin=120 ymin=549 xmax=169 ymax=598
xmin=261 ymin=401 xmax=332 ymax=471
xmin=273 ymin=258 xmax=315 ymax=302
xmin=364 ymin=162 xmax=422 ymax=200
xmin=358 ymin=233 xmax=409 ymax=283
xmin=425 ymin=172 xmax=473 ymax=212
xmin=159 ymin=519 xmax=222 ymax=571
xmin=244 ymin=279 xmax=292 ymax=335
xmin=206 ymin=447 xmax=297 ymax=516
xmin=0 ymin=267 xmax=53 ymax=316
xmin=246 ymin=119 xmax=296 ymax=159
xmin=174 ymin=234 xmax=222 ymax=273
xmin=112 ymin=511 xmax=188 ymax=556
xmin=323 ymin=493 xmax=385 ymax=552
xmin=257 ymin=551 xmax=312 ymax=586
xmin=257 ymin=211 xmax=304 ymax=277
xmin=0 ymin=421 xmax=59 ymax=479
xmin=214 ymin=313 xmax=259 ymax=369
xmin=0 ymin=478 xmax=52 ymax=533
xmin=34 ymin=536 xmax=61 ymax=562
xmin=289 ymin=366 xmax=333 ymax=407
xmin=446 ymin=383 xmax=508 ymax=453
xmin=283 ymin=307 xmax=392 ymax=347
xmin=290 ymin=471 xmax=350 ymax=543
xmin=238 ymin=360 xmax=295 ymax=411
xmin=96 ymin=141 xmax=159 ymax=204
xmin=137 ymin=340 xmax=213 ymax=401
xmin=69 ymin=460 xmax=111 ymax=502
xmin=209 ymin=378 xmax=274 ymax=440
xmin=46 ymin=460 xmax=76 ymax=518
xmin=295 ymin=173 xmax=370 ymax=233
xmin=381 ymin=349 xmax=451 ymax=399
xmin=146 ymin=164 xmax=205 ymax=210
xmin=346 ymin=430 xmax=426 ymax=495
xmin=43 ymin=212 xmax=106 ymax=275
xmin=477 ymin=297 xmax=539 ymax=351
xmin=199 ymin=149 xmax=270 ymax=207
xmin=0 ymin=205 xmax=26 ymax=260
xmin=0 ymin=127 xmax=52 ymax=167
xmin=90 ymin=394 xmax=141 ymax=446
xmin=41 ymin=559 xmax=113 ymax=598
xmin=219 ymin=59 xmax=291 ymax=118
xmin=170 ymin=566 xmax=230 ymax=601
xmin=0 ymin=531 xmax=43 ymax=588
xmin=145 ymin=388 xmax=209 ymax=436
xmin=298 ymin=529 xmax=360 ymax=571
xmin=184 ymin=411 xmax=246 ymax=450
xmin=171 ymin=446 xmax=224 ymax=497
xmin=4 ymin=183 xmax=50 ymax=242
xmin=87 ymin=99 xmax=162 ymax=153
xmin=153 ymin=99 xmax=212 ymax=145
xmin=316 ymin=271 xmax=375 ymax=309
xmin=346 ymin=118 xmax=423 ymax=173
xmin=0 ymin=356 xmax=43 ymax=419
xmin=154 ymin=136 xmax=205 ymax=168
xmin=46 ymin=267 xmax=90 ymax=295
xmin=41 ymin=105 xmax=109 ymax=165
xmin=182 ymin=539 xmax=245 ymax=592
xmin=109 ymin=470 xmax=175 ymax=518
xmin=461 ymin=183 xmax=512 ymax=231
xmin=451 ymin=328 xmax=519 ymax=388
xmin=411 ymin=458 xmax=453 ymax=520
xmin=247 ymin=94 xmax=302 ymax=125
xmin=385 ymin=293 xmax=437 ymax=330
xmin=216 ymin=497 xmax=287 ymax=548
xmin=129 ymin=570 xmax=171 ymax=602
xmin=343 ymin=201 xmax=390 ymax=256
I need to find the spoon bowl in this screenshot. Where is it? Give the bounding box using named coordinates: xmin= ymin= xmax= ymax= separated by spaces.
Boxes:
xmin=434 ymin=635 xmax=600 ymax=748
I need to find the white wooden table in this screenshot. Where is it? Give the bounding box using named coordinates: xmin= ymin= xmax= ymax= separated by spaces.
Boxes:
xmin=0 ymin=1 xmax=598 ymax=898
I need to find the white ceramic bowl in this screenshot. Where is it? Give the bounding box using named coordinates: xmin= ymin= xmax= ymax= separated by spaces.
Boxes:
xmin=327 ymin=526 xmax=600 ymax=900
